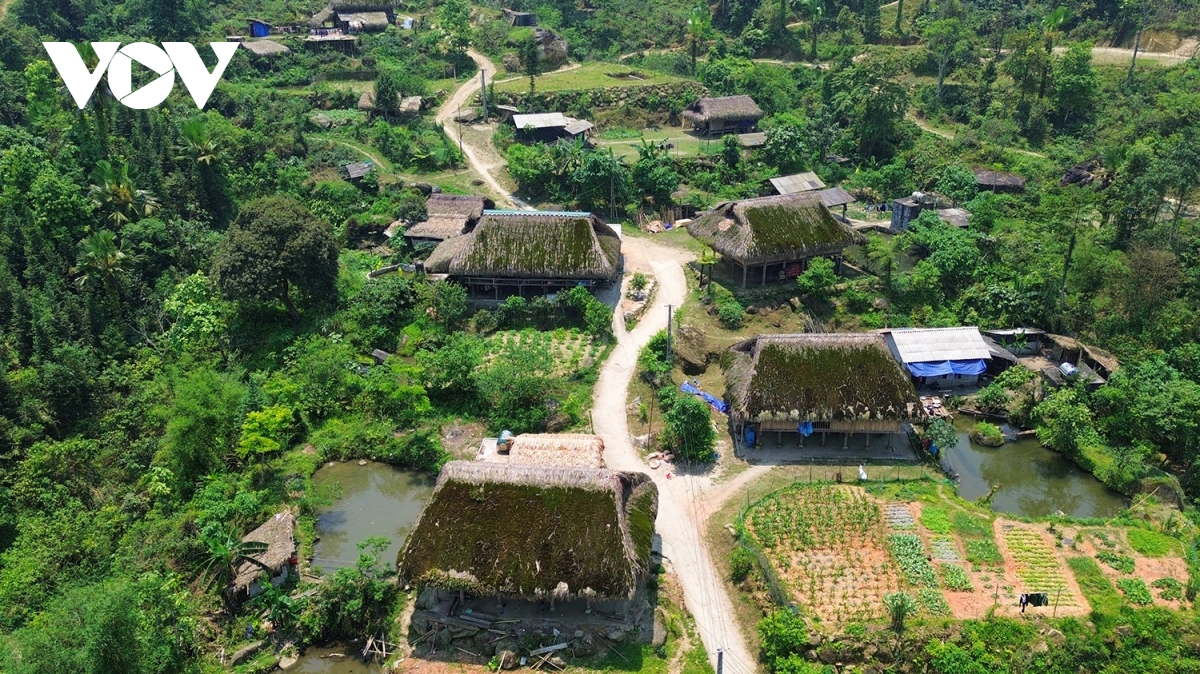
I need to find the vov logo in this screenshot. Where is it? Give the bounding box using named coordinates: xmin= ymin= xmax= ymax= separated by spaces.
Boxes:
xmin=42 ymin=42 xmax=239 ymax=110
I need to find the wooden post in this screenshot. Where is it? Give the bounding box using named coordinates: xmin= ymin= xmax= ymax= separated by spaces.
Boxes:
xmin=865 ymin=432 xmax=870 ymax=449
xmin=762 ymin=264 xmax=767 ymax=286
xmin=741 ymin=263 xmax=748 ymax=287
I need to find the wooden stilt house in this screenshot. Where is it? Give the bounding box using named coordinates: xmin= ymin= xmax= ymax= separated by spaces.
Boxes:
xmin=725 ymin=334 xmax=924 ymax=449
xmin=686 ymin=192 xmax=863 ymax=287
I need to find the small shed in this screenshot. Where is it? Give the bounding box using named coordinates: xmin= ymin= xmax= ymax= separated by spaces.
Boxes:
xmin=240 ymin=39 xmax=290 ymax=57
xmin=504 ymin=9 xmax=537 ymax=26
xmin=232 ymin=511 xmax=297 ymax=600
xmin=881 ymin=327 xmax=992 ymax=388
xmin=309 ymin=5 xmax=335 ymax=28
xmin=890 ymin=193 xmax=968 ymax=230
xmin=341 ymin=160 xmax=374 ymax=180
xmin=248 ymin=18 xmax=272 ymax=37
xmin=937 ymin=208 xmax=970 ymax=228
xmin=973 ymin=168 xmax=1026 ymax=194
xmin=495 ymin=104 xmax=520 ymax=123
xmin=770 ymin=172 xmax=826 ymax=195
xmin=682 ymin=95 xmax=764 ymax=137
xmin=404 ymin=193 xmax=493 ymax=246
xmin=814 ymin=187 xmax=856 ymax=219
xmin=336 ymin=10 xmax=391 ymax=32
xmin=511 ymin=112 xmax=593 ymax=143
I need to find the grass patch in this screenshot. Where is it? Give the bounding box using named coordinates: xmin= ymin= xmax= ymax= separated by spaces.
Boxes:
xmin=494 ymin=61 xmax=685 ymax=92
xmin=1068 ymin=556 xmax=1123 ymax=615
xmin=1126 ymin=529 xmax=1182 ymax=557
xmin=951 ymin=511 xmax=992 ymax=539
xmin=920 ymin=507 xmax=952 ymax=534
xmin=1117 ymin=578 xmax=1154 ymax=606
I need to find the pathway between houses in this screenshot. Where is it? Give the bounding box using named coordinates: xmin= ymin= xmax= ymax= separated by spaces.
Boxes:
xmin=435 ymin=49 xmax=522 ymax=208
xmin=592 ymin=237 xmax=759 ymax=674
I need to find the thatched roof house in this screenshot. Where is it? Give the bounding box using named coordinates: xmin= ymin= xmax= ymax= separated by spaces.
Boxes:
xmin=683 ymin=95 xmax=764 ymax=136
xmin=398 ymin=461 xmax=658 ymax=604
xmin=232 ymin=511 xmax=297 ymax=596
xmin=480 ymin=433 xmax=606 ymax=468
xmin=423 ymin=210 xmax=621 ymax=297
xmin=402 ymin=193 xmax=493 ymax=245
xmin=727 ymin=334 xmax=923 ymax=438
xmin=686 ymin=192 xmax=862 ymax=287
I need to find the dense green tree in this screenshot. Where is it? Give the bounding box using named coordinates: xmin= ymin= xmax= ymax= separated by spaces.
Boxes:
xmin=687 ymin=4 xmax=712 ymax=74
xmin=520 ymin=36 xmax=541 ymax=94
xmin=796 ymin=256 xmax=837 ymax=299
xmin=829 ymin=52 xmax=910 ymax=160
xmin=763 ymin=120 xmax=808 ymax=174
xmin=156 ymin=370 xmax=245 ymax=491
xmin=72 ymin=230 xmax=134 ymax=301
xmin=438 ymin=0 xmax=472 ymax=53
xmin=211 ymin=196 xmax=338 ymax=320
xmin=923 ymin=18 xmax=966 ymax=104
xmin=862 ymin=0 xmax=881 ymax=43
xmin=936 ymin=163 xmax=977 ymax=206
xmin=663 ymin=393 xmax=716 ymax=462
xmin=1053 ymin=42 xmax=1099 ymax=125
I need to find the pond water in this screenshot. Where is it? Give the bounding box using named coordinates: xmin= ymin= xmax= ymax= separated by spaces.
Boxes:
xmin=939 ymin=418 xmax=1126 ymax=519
xmin=310 ymin=460 xmax=436 ymax=572
xmin=290 ymin=647 xmax=382 ymax=673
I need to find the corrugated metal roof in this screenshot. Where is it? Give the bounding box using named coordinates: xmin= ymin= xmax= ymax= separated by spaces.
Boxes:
xmin=884 ymin=327 xmax=990 ymax=363
xmin=564 ymin=119 xmax=594 ymax=135
xmin=738 ymin=132 xmax=766 ymax=147
xmin=769 ymin=172 xmax=826 ymax=194
xmin=512 ymin=112 xmax=567 ymax=129
xmin=816 ymin=187 xmax=856 ymax=208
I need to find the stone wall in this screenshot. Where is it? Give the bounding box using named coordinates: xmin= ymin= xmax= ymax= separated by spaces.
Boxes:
xmin=487 ymin=81 xmax=709 ymax=116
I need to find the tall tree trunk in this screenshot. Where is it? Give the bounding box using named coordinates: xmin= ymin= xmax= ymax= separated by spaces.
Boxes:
xmin=1126 ymin=20 xmax=1144 ymax=87
xmin=279 ymin=282 xmax=300 ymax=321
xmin=936 ymin=61 xmax=945 ymax=102
xmin=812 ymin=25 xmax=819 ymax=60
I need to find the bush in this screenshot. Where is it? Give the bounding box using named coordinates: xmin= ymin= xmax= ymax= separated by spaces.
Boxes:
xmin=730 ymin=545 xmax=756 ymax=583
xmin=1152 ymin=577 xmax=1184 ymax=600
xmin=757 ymin=609 xmax=808 ymax=668
xmin=663 ymin=394 xmax=717 ymax=462
xmin=970 ymin=422 xmax=1005 ymax=447
xmin=718 ymin=299 xmax=746 ymax=328
xmin=638 ymin=331 xmax=673 ymax=381
xmin=1117 ymin=578 xmax=1154 ymax=606
xmin=1097 ymin=551 xmax=1136 ymax=574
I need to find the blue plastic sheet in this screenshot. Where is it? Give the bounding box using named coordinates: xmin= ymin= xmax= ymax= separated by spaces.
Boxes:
xmin=906 ymin=358 xmax=987 ymax=377
xmin=798 ymin=421 xmax=814 ymax=437
xmin=680 ymin=382 xmax=728 ymax=413
xmin=681 ymin=382 xmax=700 ymax=395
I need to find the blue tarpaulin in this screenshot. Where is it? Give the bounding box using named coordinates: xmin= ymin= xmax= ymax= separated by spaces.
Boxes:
xmin=906 ymin=359 xmax=987 ymax=377
xmin=680 ymin=382 xmax=728 ymax=413
xmin=798 ymin=421 xmax=814 ymax=436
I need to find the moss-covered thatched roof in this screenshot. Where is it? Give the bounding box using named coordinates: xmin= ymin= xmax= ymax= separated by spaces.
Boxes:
xmin=232 ymin=510 xmax=295 ymax=592
xmin=687 ymin=193 xmax=863 ymax=265
xmin=423 ymin=210 xmax=621 ymax=281
xmin=725 ymin=334 xmax=923 ymax=424
xmin=682 ymin=96 xmax=764 ymax=123
xmin=398 ymin=462 xmax=657 ymax=601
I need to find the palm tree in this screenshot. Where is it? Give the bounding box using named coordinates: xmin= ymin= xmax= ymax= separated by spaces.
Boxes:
xmin=196 ymin=529 xmax=272 ymax=599
xmin=89 ymin=159 xmax=161 ymax=226
xmin=176 ymin=118 xmax=220 ymax=166
xmin=687 ymin=5 xmax=712 ymax=75
xmin=73 ymin=230 xmax=135 ymax=300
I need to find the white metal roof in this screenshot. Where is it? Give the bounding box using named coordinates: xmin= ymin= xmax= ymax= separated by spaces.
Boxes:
xmin=769 ymin=172 xmax=826 ymax=194
xmin=564 ymin=119 xmax=594 ymax=135
xmin=883 ymin=327 xmax=990 ymax=363
xmin=512 ymin=112 xmax=567 ymax=129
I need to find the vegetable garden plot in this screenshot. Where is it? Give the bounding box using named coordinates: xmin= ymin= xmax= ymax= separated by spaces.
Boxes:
xmin=885 ymin=504 xmax=916 ymax=529
xmin=931 ymin=536 xmax=961 ymax=562
xmin=485 ymin=329 xmax=600 ymax=377
xmin=1001 ymin=524 xmax=1080 ymax=607
xmin=746 ymin=484 xmax=902 ymax=623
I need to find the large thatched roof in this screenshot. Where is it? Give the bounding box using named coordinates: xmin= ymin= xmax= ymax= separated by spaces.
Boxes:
xmin=687 ymin=193 xmax=863 ymax=265
xmin=726 ymin=334 xmax=923 ymax=424
xmin=398 ymin=461 xmax=658 ymax=602
xmin=682 ymin=96 xmax=764 ymax=124
xmin=423 ymin=210 xmax=620 ymax=281
xmin=232 ymin=511 xmax=296 ymax=592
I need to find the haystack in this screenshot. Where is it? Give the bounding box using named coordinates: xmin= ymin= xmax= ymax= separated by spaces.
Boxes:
xmin=232 ymin=510 xmax=296 ymax=594
xmin=398 ymin=461 xmax=657 ymax=602
xmin=506 ymin=433 xmax=605 ymax=468
xmin=726 ymin=333 xmax=923 ymax=426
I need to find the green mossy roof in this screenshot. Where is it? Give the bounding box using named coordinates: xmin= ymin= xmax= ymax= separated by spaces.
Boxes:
xmin=423 ymin=212 xmax=620 ymax=280
xmin=687 ymin=193 xmax=862 ymax=265
xmin=397 ymin=462 xmax=657 ymax=601
xmin=726 ymin=334 xmax=922 ymax=423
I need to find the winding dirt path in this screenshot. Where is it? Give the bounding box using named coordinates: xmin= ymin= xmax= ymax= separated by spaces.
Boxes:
xmin=435 ymin=49 xmax=519 ymax=208
xmin=592 ymin=238 xmax=757 ymax=674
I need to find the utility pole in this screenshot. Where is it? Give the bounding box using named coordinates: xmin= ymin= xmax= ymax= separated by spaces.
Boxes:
xmin=666 ymin=304 xmax=674 ymax=364
xmin=479 ymin=69 xmax=488 ymax=121
xmin=716 ymin=648 xmax=724 ymax=674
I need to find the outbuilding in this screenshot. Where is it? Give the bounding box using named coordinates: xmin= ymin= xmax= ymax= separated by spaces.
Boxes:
xmin=400 ymin=193 xmax=494 ymax=246
xmin=682 ymin=95 xmax=764 ymax=136
xmin=231 ymin=511 xmax=297 ymax=601
xmin=881 ymin=327 xmax=992 ymax=388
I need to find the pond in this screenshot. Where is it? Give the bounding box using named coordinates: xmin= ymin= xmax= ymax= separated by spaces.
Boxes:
xmin=290 ymin=646 xmax=382 ymax=673
xmin=310 ymin=460 xmax=436 ymax=572
xmin=939 ymin=418 xmax=1126 ymax=519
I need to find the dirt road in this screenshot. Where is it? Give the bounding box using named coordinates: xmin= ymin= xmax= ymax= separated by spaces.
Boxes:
xmin=435 ymin=49 xmax=518 ymax=208
xmin=592 ymin=237 xmax=758 ymax=674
